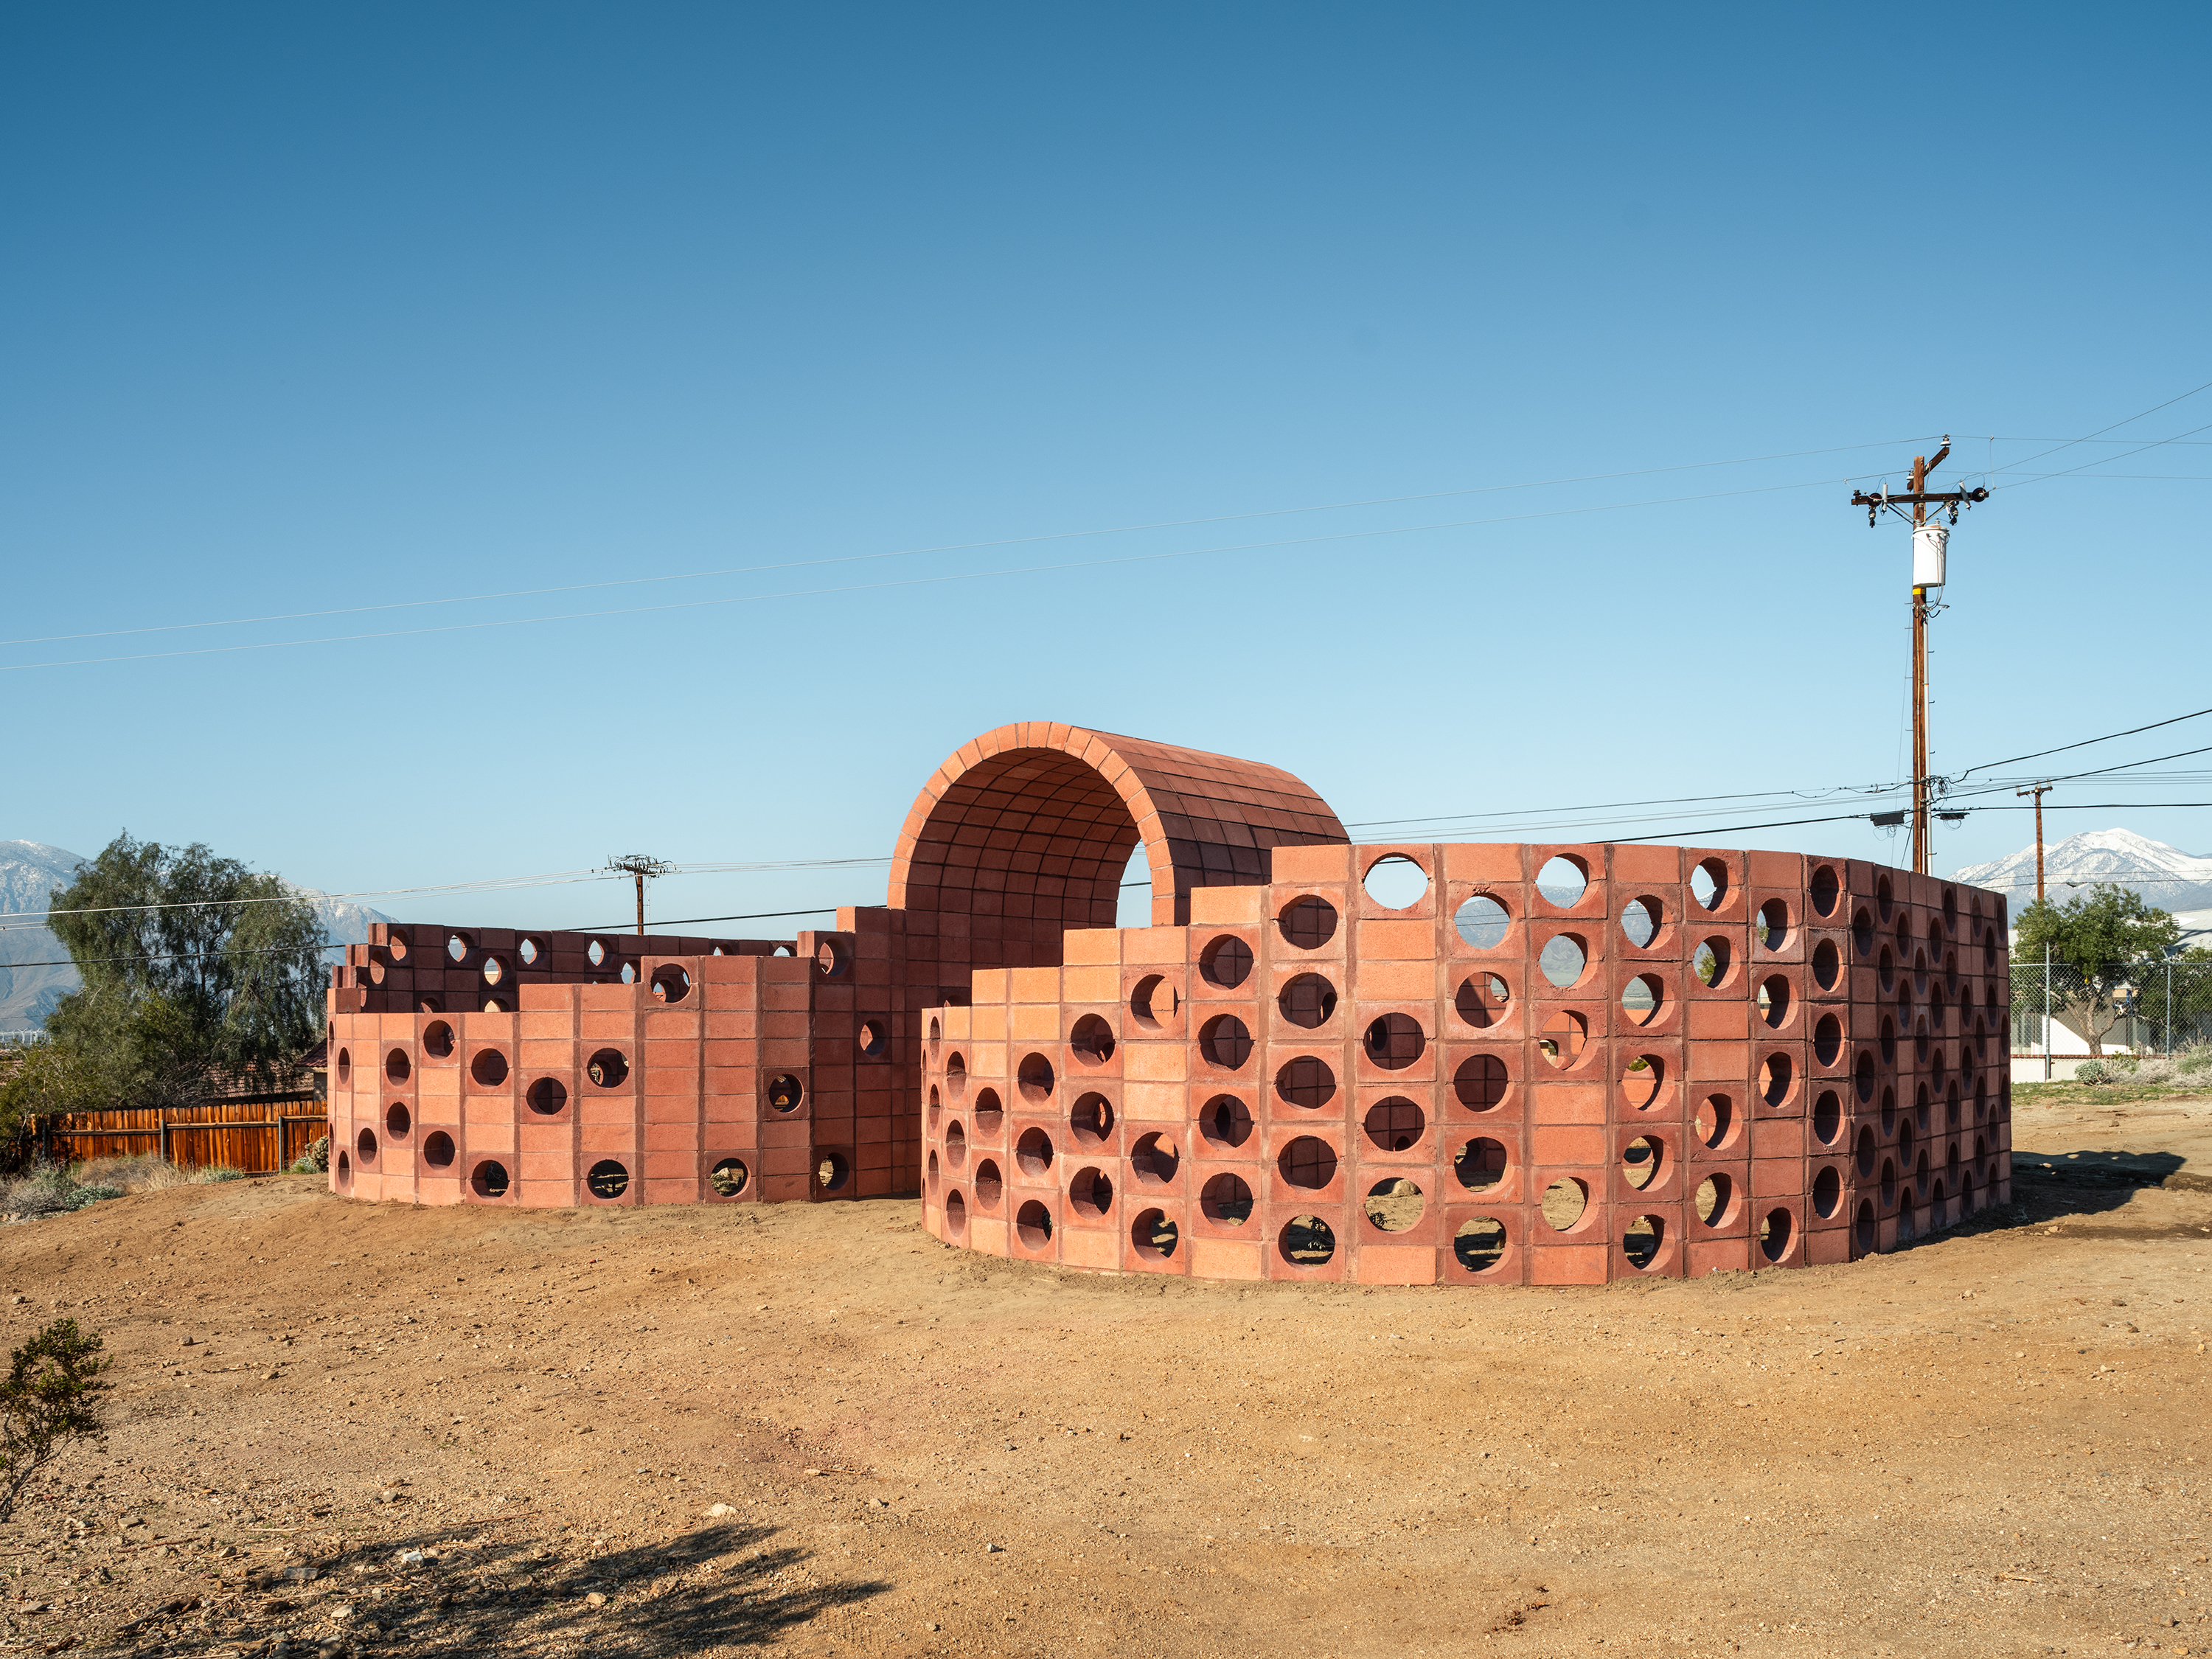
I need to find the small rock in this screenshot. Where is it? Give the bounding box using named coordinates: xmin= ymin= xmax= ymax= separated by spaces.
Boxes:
xmin=804 ymin=1468 xmax=824 ymax=1477
xmin=330 ymin=1604 xmax=354 ymax=1621
xmin=927 ymin=1622 xmax=941 ymax=1632
xmin=585 ymin=1591 xmax=608 ymax=1608
xmin=281 ymin=1565 xmax=319 ymax=1584
xmin=180 ymin=1335 xmax=198 ymax=1346
xmin=396 ymin=1551 xmax=426 ymax=1568
xmin=984 ymin=1543 xmax=1002 ymax=1554
xmin=706 ymin=1503 xmax=737 ymax=1517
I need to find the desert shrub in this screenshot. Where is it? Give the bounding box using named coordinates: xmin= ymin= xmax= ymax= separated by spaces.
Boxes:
xmin=0 ymin=1319 xmax=111 ymax=1521
xmin=0 ymin=1165 xmax=81 ymax=1220
xmin=289 ymin=1135 xmax=330 ymax=1175
xmin=198 ymin=1167 xmax=247 ymax=1183
xmin=64 ymin=1185 xmax=125 ymax=1211
xmin=2073 ymin=1060 xmax=2110 ymax=1085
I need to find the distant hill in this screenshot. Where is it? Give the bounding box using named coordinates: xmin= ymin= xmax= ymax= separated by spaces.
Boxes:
xmin=1951 ymin=827 xmax=2212 ymax=914
xmin=0 ymin=839 xmax=391 ymax=1032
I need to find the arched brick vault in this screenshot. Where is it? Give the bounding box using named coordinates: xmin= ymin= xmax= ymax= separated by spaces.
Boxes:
xmin=888 ymin=722 xmax=1349 ymax=931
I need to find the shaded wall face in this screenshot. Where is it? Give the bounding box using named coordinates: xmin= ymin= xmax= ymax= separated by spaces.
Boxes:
xmin=916 ymin=844 xmax=2013 ymax=1285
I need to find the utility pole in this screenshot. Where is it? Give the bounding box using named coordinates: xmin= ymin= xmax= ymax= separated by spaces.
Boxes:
xmin=2015 ymin=781 xmax=2052 ymax=903
xmin=1851 ymin=441 xmax=1990 ymax=875
xmin=605 ymin=855 xmax=672 ymax=936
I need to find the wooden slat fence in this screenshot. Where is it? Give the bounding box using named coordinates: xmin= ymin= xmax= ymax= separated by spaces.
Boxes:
xmin=46 ymin=1094 xmax=328 ymax=1175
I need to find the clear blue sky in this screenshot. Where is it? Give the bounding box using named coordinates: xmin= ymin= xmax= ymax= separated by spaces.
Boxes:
xmin=5 ymin=4 xmax=2208 ymax=933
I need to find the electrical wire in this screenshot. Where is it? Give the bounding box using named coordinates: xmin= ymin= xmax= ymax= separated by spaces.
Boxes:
xmin=1955 ymin=705 xmax=2212 ymax=780
xmin=1994 ymin=418 xmax=2212 ymax=493
xmin=1961 ymin=379 xmax=2212 ymax=483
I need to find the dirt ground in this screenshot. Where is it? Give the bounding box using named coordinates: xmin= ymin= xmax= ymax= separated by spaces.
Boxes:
xmin=10 ymin=1092 xmax=2212 ymax=1659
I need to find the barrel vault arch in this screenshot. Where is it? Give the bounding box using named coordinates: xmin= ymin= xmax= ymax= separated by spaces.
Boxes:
xmin=887 ymin=722 xmax=1348 ymax=930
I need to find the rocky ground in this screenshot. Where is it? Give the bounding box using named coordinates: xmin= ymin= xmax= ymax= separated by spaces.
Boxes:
xmin=7 ymin=1091 xmax=2212 ymax=1659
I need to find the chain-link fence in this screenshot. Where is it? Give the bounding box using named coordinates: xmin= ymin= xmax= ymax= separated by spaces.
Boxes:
xmin=2008 ymin=953 xmax=2212 ymax=1057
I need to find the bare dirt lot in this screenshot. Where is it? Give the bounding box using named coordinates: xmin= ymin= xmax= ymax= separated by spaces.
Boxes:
xmin=11 ymin=1093 xmax=2212 ymax=1659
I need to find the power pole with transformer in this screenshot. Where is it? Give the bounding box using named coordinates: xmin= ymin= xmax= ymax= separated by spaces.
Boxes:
xmin=605 ymin=855 xmax=672 ymax=936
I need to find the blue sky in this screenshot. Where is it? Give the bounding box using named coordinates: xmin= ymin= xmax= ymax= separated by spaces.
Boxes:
xmin=4 ymin=3 xmax=2208 ymax=934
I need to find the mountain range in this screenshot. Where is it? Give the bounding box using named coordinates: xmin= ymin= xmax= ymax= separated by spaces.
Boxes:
xmin=1950 ymin=827 xmax=2212 ymax=914
xmin=0 ymin=840 xmax=392 ymax=1032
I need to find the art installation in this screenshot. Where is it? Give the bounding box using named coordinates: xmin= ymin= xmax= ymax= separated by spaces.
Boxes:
xmin=325 ymin=723 xmax=2011 ymax=1282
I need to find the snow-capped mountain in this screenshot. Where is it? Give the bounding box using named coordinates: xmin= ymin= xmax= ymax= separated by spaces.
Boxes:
xmin=0 ymin=839 xmax=390 ymax=1032
xmin=1951 ymin=828 xmax=2212 ymax=913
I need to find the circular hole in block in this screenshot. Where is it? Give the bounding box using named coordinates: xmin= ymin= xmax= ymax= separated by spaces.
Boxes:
xmin=943 ymin=1189 xmax=967 ymax=1237
xmin=1855 ymin=1199 xmax=1877 ymax=1253
xmin=1621 ymin=973 xmax=1665 ymax=1027
xmin=973 ymin=1087 xmax=1004 ymax=1135
xmin=1759 ymin=1207 xmax=1793 ymax=1262
xmin=1760 ymin=1052 xmax=1794 ymax=1108
xmin=1538 ymin=933 xmax=1588 ymax=988
xmin=1453 ymin=973 xmax=1512 ymax=1029
xmin=1454 ymin=1135 xmax=1508 ymax=1191
xmin=1017 ymin=1052 xmax=1057 ymax=1103
xmin=710 ymin=1158 xmax=749 ymax=1197
xmin=1454 ymin=894 xmax=1510 ymax=950
xmin=766 ymin=1072 xmax=803 ymax=1113
xmin=1813 ymin=1089 xmax=1841 ymax=1145
xmin=1624 ymin=1214 xmax=1665 ymax=1270
xmin=587 ymin=1161 xmax=630 ymax=1200
xmin=335 ymin=1048 xmax=352 ymax=1085
xmin=1363 ymin=855 xmax=1429 ymax=909
xmin=1364 ymin=1177 xmax=1425 ymax=1232
xmin=1693 ymin=938 xmax=1732 ymax=989
xmin=1453 ymin=1053 xmax=1509 ymax=1111
xmin=385 ymin=1102 xmax=411 ymax=1139
xmin=422 ymin=1131 xmax=455 ymax=1169
xmin=1198 ymin=1015 xmax=1252 ymax=1071
xmin=1277 ymin=896 xmax=1339 ymax=950
xmin=816 ymin=941 xmax=848 ymax=978
xmin=926 ymin=1150 xmax=939 ymax=1194
xmin=1621 ymin=1052 xmax=1663 ymax=1110
xmin=857 ymin=1020 xmax=888 ymax=1059
xmin=1200 ymin=936 xmax=1253 ymax=989
xmin=1695 ymin=1171 xmax=1733 ymax=1227
xmin=1198 ymin=1093 xmax=1253 ymax=1150
xmin=586 ymin=939 xmax=607 ymax=967
xmin=1200 ymin=1172 xmax=1253 ymax=1225
xmin=518 ymin=937 xmax=540 ymax=967
xmin=1542 ymin=1177 xmax=1589 ymax=1233
xmin=1814 ymin=1014 xmax=1841 ymax=1066
xmin=652 ymin=965 xmax=690 ymax=1004
xmin=928 ymin=1015 xmax=941 ymax=1050
xmin=973 ymin=1158 xmax=1002 ymax=1210
xmin=1363 ymin=1012 xmax=1426 ymax=1070
xmin=447 ymin=932 xmax=472 ymax=964
xmin=1758 ymin=900 xmax=1791 ymax=952
xmin=1129 ymin=974 xmax=1179 ymax=1030
xmin=1809 ymin=864 xmax=1840 ymax=917
xmin=1453 ymin=1215 xmax=1506 ymax=1273
xmin=1620 ymin=897 xmax=1663 ymax=948
xmin=1274 ymin=1054 xmax=1337 ymax=1110
xmin=1363 ymin=1096 xmax=1425 ymax=1152
xmin=619 ymin=961 xmax=638 ymax=986
xmin=945 ymin=1121 xmax=967 ymax=1170
xmin=470 ymin=1048 xmax=509 ymax=1088
xmin=1277 ymin=973 xmax=1338 ymax=1029
xmin=422 ymin=1021 xmax=454 ymax=1060
xmin=1694 ymin=1093 xmax=1735 ymax=1150
xmin=1876 ymin=874 xmax=1893 ymax=920
xmin=1069 ymin=1015 xmax=1116 ymax=1066
xmin=335 ymin=1150 xmax=351 ymax=1186
xmin=1813 ymin=1164 xmax=1842 ymax=1219
xmin=1069 ymin=1166 xmax=1113 ymax=1220
xmin=1538 ymin=1009 xmax=1587 ymax=1068
xmin=1069 ymin=1092 xmax=1113 ymax=1144
xmin=1758 ymin=976 xmax=1792 ymax=1029
xmin=386 ymin=929 xmax=410 ymax=962
xmin=1854 ymin=1124 xmax=1877 ymax=1178
xmin=1691 ymin=859 xmax=1729 ymax=912
xmin=1854 ymin=1048 xmax=1877 ymax=1104
xmin=1133 ymin=1208 xmax=1178 ymax=1261
xmin=481 ymin=956 xmax=508 ymax=989
xmin=1015 ymin=1199 xmax=1054 ymax=1251
xmin=1621 ymin=1134 xmax=1663 ymax=1191
xmin=1853 ymin=908 xmax=1876 ymax=956
xmin=586 ymin=1048 xmax=629 ymax=1089
xmin=356 ymin=1127 xmax=378 ymax=1165
xmin=1812 ymin=939 xmax=1841 ymax=990
xmin=1015 ymin=1127 xmax=1054 ymax=1178
xmin=1279 ymin=1214 xmax=1336 ymax=1266
xmin=1537 ymin=856 xmax=1588 ymax=907
xmin=470 ymin=1161 xmax=510 ymax=1200
xmin=481 ymin=996 xmax=506 ymax=1015
xmin=1278 ymin=1135 xmax=1336 ymax=1190
xmin=1130 ymin=1132 xmax=1179 ymax=1186
xmin=945 ymin=1052 xmax=967 ymax=1097
xmin=816 ymin=1153 xmax=850 ymax=1193
xmin=1877 ymin=947 xmax=1895 ymax=995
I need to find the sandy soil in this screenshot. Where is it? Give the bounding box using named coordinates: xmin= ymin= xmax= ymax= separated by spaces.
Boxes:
xmin=10 ymin=1094 xmax=2212 ymax=1659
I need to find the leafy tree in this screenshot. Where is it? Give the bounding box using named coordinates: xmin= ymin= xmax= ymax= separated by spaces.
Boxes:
xmin=42 ymin=834 xmax=329 ymax=1108
xmin=0 ymin=1318 xmax=111 ymax=1522
xmin=2013 ymin=883 xmax=2183 ymax=1056
xmin=2132 ymin=944 xmax=2212 ymax=1052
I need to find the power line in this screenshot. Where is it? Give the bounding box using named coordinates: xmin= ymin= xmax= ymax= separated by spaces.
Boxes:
xmin=1995 ymin=417 xmax=2212 ymax=493
xmin=1962 ymin=378 xmax=2212 ymax=483
xmin=1955 ymin=704 xmax=2212 ymax=780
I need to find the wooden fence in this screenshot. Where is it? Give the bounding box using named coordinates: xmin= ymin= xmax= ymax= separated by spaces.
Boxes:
xmin=44 ymin=1093 xmax=329 ymax=1175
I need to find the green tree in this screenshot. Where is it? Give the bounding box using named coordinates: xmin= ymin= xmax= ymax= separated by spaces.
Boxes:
xmin=2013 ymin=883 xmax=2183 ymax=1056
xmin=2133 ymin=944 xmax=2212 ymax=1052
xmin=0 ymin=1319 xmax=112 ymax=1521
xmin=42 ymin=834 xmax=330 ymax=1108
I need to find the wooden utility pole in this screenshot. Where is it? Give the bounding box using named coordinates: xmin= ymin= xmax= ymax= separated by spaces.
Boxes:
xmin=1850 ymin=442 xmax=1989 ymax=875
xmin=2016 ymin=782 xmax=2052 ymax=902
xmin=605 ymin=855 xmax=672 ymax=935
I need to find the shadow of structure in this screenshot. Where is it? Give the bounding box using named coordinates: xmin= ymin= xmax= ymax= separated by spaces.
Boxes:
xmin=245 ymin=1520 xmax=886 ymax=1656
xmin=1898 ymin=1147 xmax=2198 ymax=1253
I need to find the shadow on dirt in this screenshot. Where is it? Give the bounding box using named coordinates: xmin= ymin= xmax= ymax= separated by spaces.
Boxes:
xmin=245 ymin=1520 xmax=885 ymax=1656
